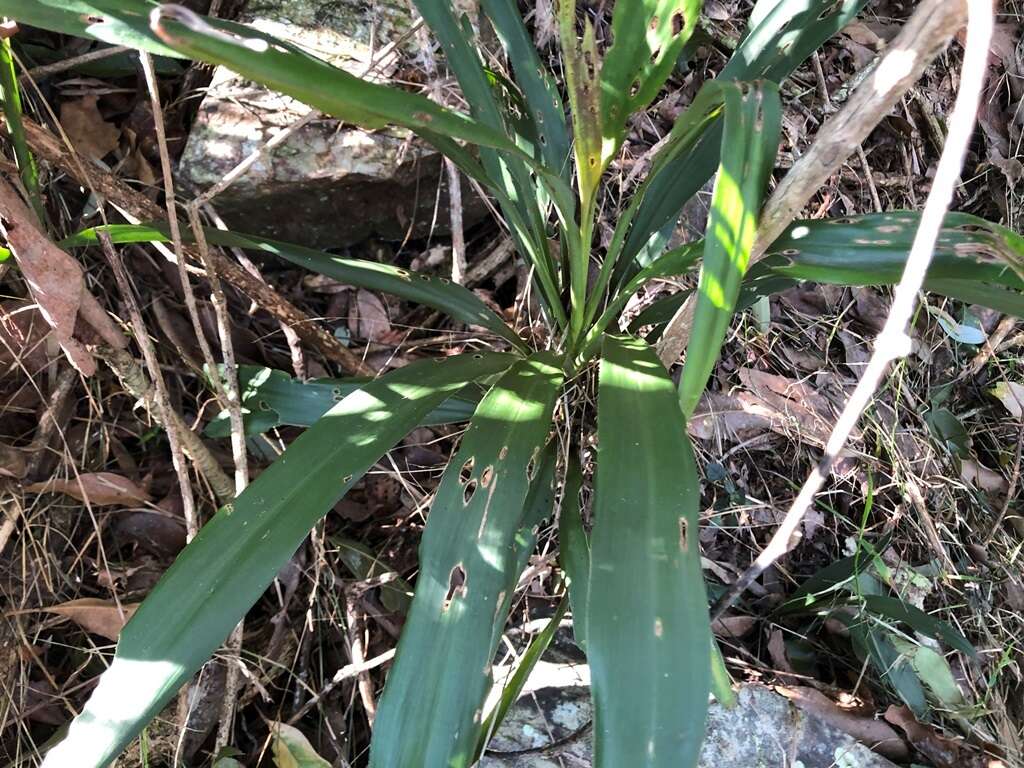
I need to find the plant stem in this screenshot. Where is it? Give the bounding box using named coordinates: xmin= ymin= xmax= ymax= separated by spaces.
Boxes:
xmin=0 ymin=37 xmax=46 ymax=226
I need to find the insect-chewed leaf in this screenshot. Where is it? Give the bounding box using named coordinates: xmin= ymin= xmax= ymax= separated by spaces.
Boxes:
xmin=678 ymin=81 xmax=781 ymax=417
xmin=590 ymin=335 xmax=710 ymax=768
xmin=64 ymin=224 xmax=528 ymax=351
xmin=41 ymin=353 xmax=516 ymax=768
xmin=616 ymin=0 xmax=868 ymax=283
xmin=480 ymin=0 xmax=570 ymax=176
xmin=371 ymin=353 xmax=563 ymax=768
xmin=600 ymin=0 xmax=700 ymax=162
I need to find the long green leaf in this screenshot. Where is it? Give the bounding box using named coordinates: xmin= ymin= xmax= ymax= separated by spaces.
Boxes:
xmin=479 ymin=0 xmax=570 ymax=178
xmin=371 ymin=353 xmax=563 ymax=768
xmin=2 ymin=0 xmax=524 ymax=156
xmin=615 ymin=0 xmax=867 ymax=283
xmin=600 ymin=0 xmax=701 ymax=164
xmin=558 ymin=457 xmax=589 ymax=650
xmin=64 ymin=224 xmax=529 ymax=351
xmin=475 ymin=598 xmax=569 ymax=761
xmin=591 ymin=335 xmax=710 ymax=767
xmin=41 ymin=353 xmax=515 ymax=768
xmin=677 ymin=81 xmax=781 ymax=416
xmin=205 ymin=366 xmax=483 ymax=438
xmin=751 ymin=212 xmax=1024 ymax=289
xmin=412 ymin=0 xmax=562 ymax=324
xmin=631 ymin=212 xmax=1024 ymax=335
xmin=0 ymin=39 xmax=45 ymax=226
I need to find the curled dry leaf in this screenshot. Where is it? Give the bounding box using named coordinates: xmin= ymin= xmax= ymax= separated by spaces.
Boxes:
xmin=42 ymin=598 xmax=139 ymax=641
xmin=690 ymin=368 xmax=859 ymax=452
xmin=711 ymin=614 xmax=757 ymax=639
xmin=351 ymin=288 xmax=391 ymax=342
xmin=0 ymin=178 xmax=127 ymax=375
xmin=959 ymin=459 xmax=1008 ymax=494
xmin=778 ymin=686 xmax=909 ymax=761
xmin=883 ymin=704 xmax=983 ymax=768
xmin=24 ymin=472 xmax=151 ymax=506
xmin=59 ymin=95 xmax=121 ymax=162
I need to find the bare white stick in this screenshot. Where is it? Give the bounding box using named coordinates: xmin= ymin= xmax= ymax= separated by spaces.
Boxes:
xmin=711 ymin=0 xmax=993 ymax=621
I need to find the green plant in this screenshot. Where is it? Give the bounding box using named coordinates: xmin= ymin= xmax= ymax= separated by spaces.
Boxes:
xmin=6 ymin=1 xmax=1021 ymax=766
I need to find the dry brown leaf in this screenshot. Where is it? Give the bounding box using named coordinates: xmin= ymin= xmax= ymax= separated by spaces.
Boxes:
xmin=0 ymin=179 xmax=127 ymax=375
xmin=960 ymin=459 xmax=1008 ymax=494
xmin=688 ymin=391 xmax=775 ymax=442
xmin=42 ymin=598 xmax=138 ymax=641
xmin=779 ymin=687 xmax=909 ymax=761
xmin=25 ymin=472 xmax=151 ymax=506
xmin=59 ymin=95 xmax=120 ymax=161
xmin=690 ymin=368 xmax=859 ymax=452
xmin=842 ymin=21 xmax=884 ymax=48
xmin=352 ymin=289 xmax=391 ymax=341
xmin=0 ymin=301 xmax=52 ymax=377
xmin=711 ymin=615 xmax=757 ymax=638
xmin=767 ymin=629 xmax=797 ymax=680
xmin=883 ymin=705 xmax=970 ymax=768
xmin=0 ymin=442 xmax=26 ymax=479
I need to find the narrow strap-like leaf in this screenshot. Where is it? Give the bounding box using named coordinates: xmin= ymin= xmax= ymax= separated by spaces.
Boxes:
xmin=678 ymin=82 xmax=781 ymax=416
xmin=558 ymin=456 xmax=589 ymax=650
xmin=599 ymin=0 xmax=701 ymax=164
xmin=371 ymin=353 xmax=564 ymax=768
xmin=591 ymin=334 xmax=710 ymax=768
xmin=42 ymin=352 xmax=517 ymax=768
xmin=474 ymin=597 xmax=569 ymax=761
xmin=64 ymin=224 xmax=530 ymax=352
xmin=615 ymin=0 xmax=868 ymax=284
xmin=479 ymin=0 xmax=571 ymax=178
xmin=751 ymin=212 xmax=1024 ymax=288
xmin=204 ymin=365 xmax=484 ymax=438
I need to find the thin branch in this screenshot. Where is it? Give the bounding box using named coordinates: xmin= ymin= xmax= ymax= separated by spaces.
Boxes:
xmin=711 ymin=0 xmax=992 ymax=622
xmin=97 ymin=233 xmax=202 ymax=539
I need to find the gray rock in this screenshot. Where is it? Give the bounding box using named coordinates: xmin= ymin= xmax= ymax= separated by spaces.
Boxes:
xmin=177 ymin=0 xmax=481 ymax=248
xmin=480 ymin=670 xmax=899 ymax=768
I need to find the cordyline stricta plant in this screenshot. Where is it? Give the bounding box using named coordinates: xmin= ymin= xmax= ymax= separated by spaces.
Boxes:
xmin=4 ymin=0 xmax=1020 ymax=766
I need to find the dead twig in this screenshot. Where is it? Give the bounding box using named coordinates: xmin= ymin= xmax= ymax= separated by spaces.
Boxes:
xmin=17 ymin=117 xmax=373 ymax=376
xmin=710 ymin=0 xmax=992 ymax=622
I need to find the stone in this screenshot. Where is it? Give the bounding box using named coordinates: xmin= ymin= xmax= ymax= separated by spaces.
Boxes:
xmin=176 ymin=0 xmax=481 ymax=248
xmin=480 ymin=667 xmax=899 ymax=768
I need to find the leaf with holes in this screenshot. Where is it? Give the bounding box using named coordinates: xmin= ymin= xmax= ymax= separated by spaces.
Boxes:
xmin=590 ymin=335 xmax=710 ymax=767
xmin=64 ymin=224 xmax=529 ymax=352
xmin=42 ymin=352 xmax=516 ymax=768
xmin=599 ymin=0 xmax=701 ymax=164
xmin=371 ymin=352 xmax=563 ymax=768
xmin=616 ymin=0 xmax=868 ymax=281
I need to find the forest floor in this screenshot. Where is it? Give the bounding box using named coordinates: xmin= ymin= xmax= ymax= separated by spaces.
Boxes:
xmin=1 ymin=1 xmax=1023 ymax=767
